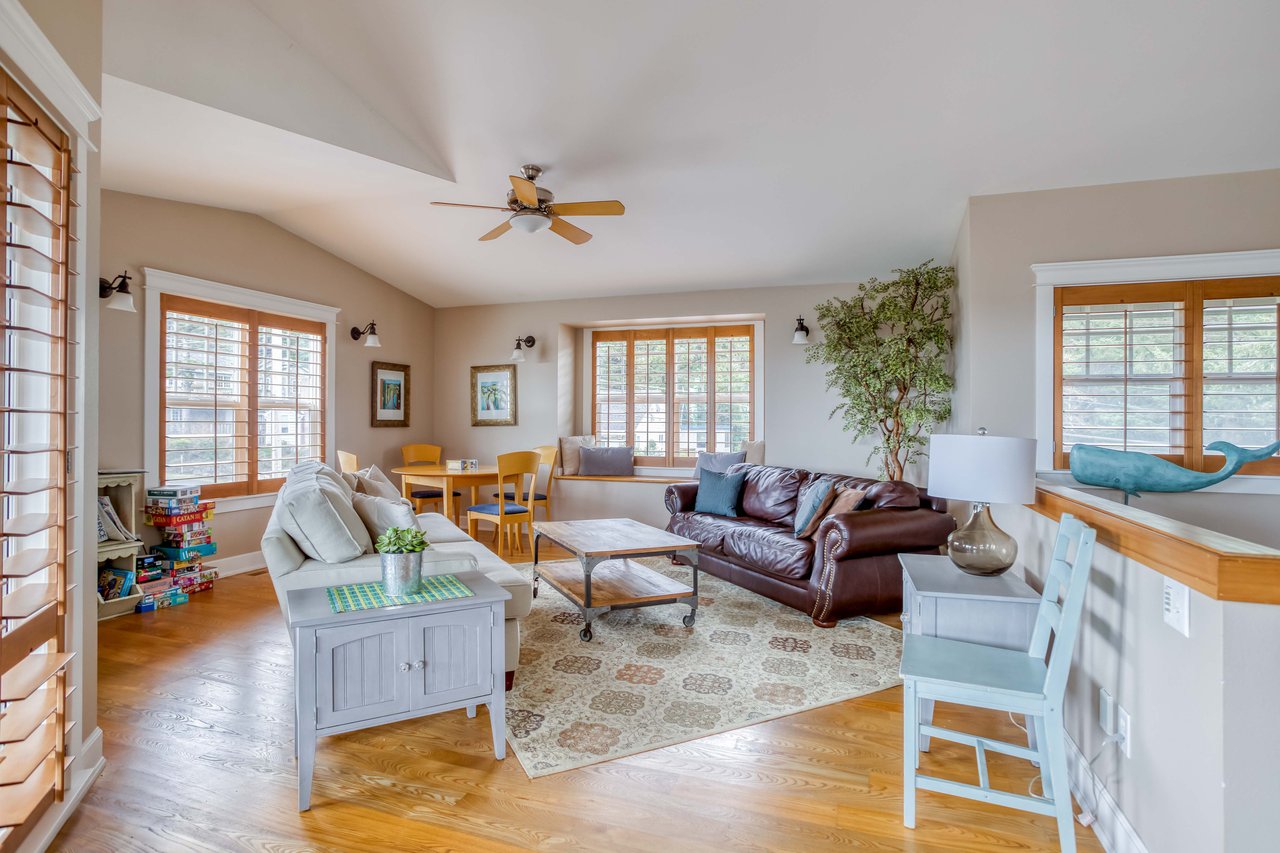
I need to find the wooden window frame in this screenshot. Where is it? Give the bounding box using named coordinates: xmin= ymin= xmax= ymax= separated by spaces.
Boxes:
xmin=590 ymin=324 xmax=756 ymax=468
xmin=159 ymin=294 xmax=327 ymax=498
xmin=1054 ymin=277 xmax=1280 ymax=476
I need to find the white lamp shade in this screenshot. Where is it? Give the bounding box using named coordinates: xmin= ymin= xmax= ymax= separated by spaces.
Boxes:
xmin=791 ymin=329 xmax=808 ymax=345
xmin=927 ymin=433 xmax=1038 ymax=505
xmin=510 ymin=347 xmax=525 ymax=363
xmin=104 ymin=289 xmax=136 ymax=312
xmin=363 ymin=332 xmax=381 ymax=348
xmin=509 ymin=211 xmax=552 ymax=233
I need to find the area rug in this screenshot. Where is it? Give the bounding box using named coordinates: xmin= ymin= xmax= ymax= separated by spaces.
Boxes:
xmin=505 ymin=557 xmax=902 ymax=777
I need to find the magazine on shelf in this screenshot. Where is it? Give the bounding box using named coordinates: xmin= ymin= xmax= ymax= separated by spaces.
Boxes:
xmin=97 ymin=496 xmax=138 ymax=541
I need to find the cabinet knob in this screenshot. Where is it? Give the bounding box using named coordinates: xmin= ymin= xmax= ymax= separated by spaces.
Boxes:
xmin=399 ymin=662 xmax=411 ymax=672
xmin=900 ymin=612 xmax=910 ymax=623
xmin=414 ymin=660 xmax=426 ymax=670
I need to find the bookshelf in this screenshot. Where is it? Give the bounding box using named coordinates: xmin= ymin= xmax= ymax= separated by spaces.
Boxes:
xmin=96 ymin=471 xmax=145 ymax=619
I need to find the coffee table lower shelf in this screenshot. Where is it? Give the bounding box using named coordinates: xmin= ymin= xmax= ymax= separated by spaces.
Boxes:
xmin=534 ymin=557 xmax=698 ymax=641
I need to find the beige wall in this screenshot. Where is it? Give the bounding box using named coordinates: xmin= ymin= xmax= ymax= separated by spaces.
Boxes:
xmin=99 ymin=191 xmax=437 ymax=557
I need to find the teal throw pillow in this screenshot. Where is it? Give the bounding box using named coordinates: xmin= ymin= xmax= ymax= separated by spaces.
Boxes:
xmin=794 ymin=480 xmax=836 ymax=537
xmin=695 ymin=468 xmax=746 ymax=517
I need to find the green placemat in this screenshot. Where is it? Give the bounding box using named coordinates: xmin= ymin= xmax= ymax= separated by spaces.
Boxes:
xmin=326 ymin=574 xmax=474 ymax=614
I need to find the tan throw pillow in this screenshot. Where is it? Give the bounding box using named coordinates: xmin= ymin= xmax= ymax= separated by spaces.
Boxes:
xmin=825 ymin=486 xmax=868 ymax=518
xmin=741 ymin=440 xmax=765 ymax=465
xmin=351 ymin=493 xmax=420 ymax=541
xmin=559 ymin=435 xmax=596 ymax=475
xmin=353 ymin=464 xmax=401 ymax=500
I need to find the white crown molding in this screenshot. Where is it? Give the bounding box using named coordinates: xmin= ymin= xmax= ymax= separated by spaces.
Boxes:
xmin=0 ymin=0 xmax=102 ymax=141
xmin=1032 ymin=248 xmax=1280 ymax=288
xmin=142 ymin=268 xmax=340 ymax=321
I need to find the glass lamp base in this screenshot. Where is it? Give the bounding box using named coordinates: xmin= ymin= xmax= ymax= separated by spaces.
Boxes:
xmin=947 ymin=503 xmax=1018 ymax=576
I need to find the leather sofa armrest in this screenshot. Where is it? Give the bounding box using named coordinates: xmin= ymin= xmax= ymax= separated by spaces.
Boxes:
xmin=665 ymin=481 xmax=699 ymax=514
xmin=816 ymin=508 xmax=956 ymax=563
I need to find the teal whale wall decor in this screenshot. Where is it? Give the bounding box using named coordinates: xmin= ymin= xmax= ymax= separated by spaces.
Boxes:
xmin=1070 ymin=441 xmax=1280 ymax=499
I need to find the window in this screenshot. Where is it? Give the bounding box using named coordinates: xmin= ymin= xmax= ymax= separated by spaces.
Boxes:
xmin=160 ymin=294 xmax=325 ymax=497
xmin=1055 ymin=278 xmax=1280 ymax=475
xmin=2 ymin=68 xmax=75 ymax=834
xmin=592 ymin=325 xmax=756 ymax=467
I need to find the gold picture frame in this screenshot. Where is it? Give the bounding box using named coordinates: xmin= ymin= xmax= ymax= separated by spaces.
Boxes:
xmin=471 ymin=364 xmax=517 ymax=426
xmin=371 ymin=361 xmax=410 ymax=428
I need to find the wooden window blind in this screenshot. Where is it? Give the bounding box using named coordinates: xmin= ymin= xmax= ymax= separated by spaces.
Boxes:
xmin=591 ymin=325 xmax=755 ymax=468
xmin=1 ymin=70 xmax=75 ymax=850
xmin=160 ymin=295 xmax=326 ymax=497
xmin=1054 ymin=278 xmax=1280 ymax=475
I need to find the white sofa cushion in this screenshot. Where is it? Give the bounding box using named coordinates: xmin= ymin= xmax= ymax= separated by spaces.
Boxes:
xmin=273 ymin=548 xmax=480 ymax=596
xmin=352 ymin=493 xmax=419 ymax=540
xmin=275 ymin=462 xmax=372 ymax=562
xmin=429 ymin=539 xmax=534 ymax=620
xmin=417 ymin=512 xmax=473 ymax=544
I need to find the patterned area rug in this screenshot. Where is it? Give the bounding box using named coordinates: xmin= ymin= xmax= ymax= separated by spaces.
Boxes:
xmin=506 ymin=557 xmax=902 ymax=777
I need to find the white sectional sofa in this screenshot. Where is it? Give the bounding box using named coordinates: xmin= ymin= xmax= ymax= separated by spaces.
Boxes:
xmin=260 ymin=463 xmax=533 ymax=687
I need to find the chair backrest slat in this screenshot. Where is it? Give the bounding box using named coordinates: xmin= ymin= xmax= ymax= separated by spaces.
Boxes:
xmin=402 ymin=443 xmax=443 ymax=465
xmin=337 ymin=450 xmax=358 ymax=474
xmin=1027 ymin=513 xmax=1096 ymax=702
xmin=496 ymin=450 xmax=541 ymax=517
xmin=533 ymin=444 xmax=558 ymax=501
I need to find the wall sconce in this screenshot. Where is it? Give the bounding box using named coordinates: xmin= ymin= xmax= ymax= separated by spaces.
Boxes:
xmin=99 ymin=271 xmax=136 ymax=313
xmin=350 ymin=321 xmax=381 ymax=348
xmin=791 ymin=315 xmax=810 ymax=345
xmin=510 ymin=335 xmax=536 ymax=363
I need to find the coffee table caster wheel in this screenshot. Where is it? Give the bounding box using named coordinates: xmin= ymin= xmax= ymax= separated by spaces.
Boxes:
xmin=532 ymin=579 xmax=539 ymax=598
xmin=579 ymin=626 xmax=593 ymax=642
xmin=683 ymin=612 xmax=696 ymax=628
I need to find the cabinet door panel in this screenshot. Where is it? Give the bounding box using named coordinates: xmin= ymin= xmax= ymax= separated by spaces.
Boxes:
xmin=315 ymin=619 xmax=410 ymax=728
xmin=409 ymin=608 xmax=492 ymax=710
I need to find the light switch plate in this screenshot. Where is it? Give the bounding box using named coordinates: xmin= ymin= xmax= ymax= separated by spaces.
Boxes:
xmin=1117 ymin=706 xmax=1132 ymax=758
xmin=1163 ymin=576 xmax=1190 ymax=637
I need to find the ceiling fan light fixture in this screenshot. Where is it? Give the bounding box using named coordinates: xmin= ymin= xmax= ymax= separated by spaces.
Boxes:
xmin=509 ymin=210 xmax=552 ymax=234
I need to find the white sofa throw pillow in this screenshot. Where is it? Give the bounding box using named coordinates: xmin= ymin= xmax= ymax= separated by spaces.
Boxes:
xmin=276 ymin=463 xmax=373 ymax=562
xmin=352 ymin=464 xmax=402 ymax=500
xmin=352 ymin=493 xmax=420 ymax=541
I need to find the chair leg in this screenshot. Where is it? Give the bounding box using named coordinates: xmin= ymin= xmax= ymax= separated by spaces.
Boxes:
xmin=1031 ymin=714 xmax=1048 ymax=775
xmin=919 ymin=698 xmax=935 ymax=752
xmin=468 ymin=516 xmax=478 ymax=540
xmin=527 ymin=522 xmax=536 ymax=557
xmin=1043 ymin=708 xmax=1076 ymax=853
xmin=903 ymin=679 xmax=917 ymax=829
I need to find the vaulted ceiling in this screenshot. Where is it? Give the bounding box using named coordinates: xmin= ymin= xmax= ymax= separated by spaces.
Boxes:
xmin=100 ymin=0 xmax=1280 ymax=307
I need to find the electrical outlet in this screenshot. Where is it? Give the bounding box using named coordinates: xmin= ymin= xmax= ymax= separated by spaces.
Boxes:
xmin=1117 ymin=706 xmax=1132 ymax=758
xmin=1098 ymin=687 xmax=1116 ymax=736
xmin=1163 ymin=576 xmax=1190 ymax=637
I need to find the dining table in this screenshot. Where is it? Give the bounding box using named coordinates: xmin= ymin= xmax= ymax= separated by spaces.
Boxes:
xmin=390 ymin=463 xmax=501 ymax=522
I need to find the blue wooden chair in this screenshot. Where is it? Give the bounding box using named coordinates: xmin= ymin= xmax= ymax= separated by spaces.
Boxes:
xmin=900 ymin=514 xmax=1096 ymax=852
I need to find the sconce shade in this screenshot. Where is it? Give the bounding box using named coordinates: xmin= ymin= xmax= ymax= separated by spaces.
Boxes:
xmin=104 ymin=288 xmax=135 ymax=312
xmin=792 ymin=315 xmax=809 ymax=345
xmin=364 ymin=332 xmax=381 ymax=348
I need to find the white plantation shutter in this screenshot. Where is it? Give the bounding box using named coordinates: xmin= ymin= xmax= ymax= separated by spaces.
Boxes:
xmin=1 ymin=72 xmax=75 ymax=846
xmin=592 ymin=325 xmax=755 ymax=468
xmin=160 ymin=296 xmax=326 ymax=496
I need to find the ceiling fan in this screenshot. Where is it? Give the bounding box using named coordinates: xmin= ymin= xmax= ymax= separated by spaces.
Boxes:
xmin=431 ymin=165 xmax=624 ymax=245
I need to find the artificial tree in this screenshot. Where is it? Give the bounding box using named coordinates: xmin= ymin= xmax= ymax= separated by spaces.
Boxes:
xmin=806 ymin=260 xmax=954 ymax=481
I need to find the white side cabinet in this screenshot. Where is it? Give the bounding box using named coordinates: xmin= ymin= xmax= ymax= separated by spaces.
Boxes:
xmin=898 ymin=553 xmax=1041 ymax=751
xmin=288 ymin=570 xmax=510 ymax=810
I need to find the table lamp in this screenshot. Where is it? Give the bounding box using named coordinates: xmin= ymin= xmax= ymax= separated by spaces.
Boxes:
xmin=927 ymin=429 xmax=1037 ymax=576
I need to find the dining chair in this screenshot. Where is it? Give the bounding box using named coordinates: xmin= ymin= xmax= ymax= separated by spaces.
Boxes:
xmin=467 ymin=450 xmax=540 ymax=556
xmin=492 ymin=444 xmax=558 ymax=520
xmin=401 ymin=443 xmax=462 ymax=519
xmin=336 ymin=450 xmax=358 ymax=474
xmin=900 ymin=514 xmax=1096 ymax=853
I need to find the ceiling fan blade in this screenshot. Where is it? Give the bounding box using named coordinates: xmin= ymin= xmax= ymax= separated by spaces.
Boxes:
xmin=432 ymin=202 xmax=512 ymax=211
xmin=509 ymin=175 xmax=540 ymax=207
xmin=548 ymin=200 xmax=625 ymax=216
xmin=479 ymin=221 xmax=512 ymax=241
xmin=549 ymin=217 xmax=592 ymax=245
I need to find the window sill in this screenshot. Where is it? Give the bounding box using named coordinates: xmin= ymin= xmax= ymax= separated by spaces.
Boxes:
xmin=210 ymin=492 xmax=278 ymax=513
xmin=555 ymin=474 xmax=693 ymax=485
xmin=1037 ymin=470 xmax=1280 ymax=497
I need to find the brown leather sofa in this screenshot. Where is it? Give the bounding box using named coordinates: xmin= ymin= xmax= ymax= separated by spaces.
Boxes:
xmin=665 ymin=464 xmax=955 ymax=625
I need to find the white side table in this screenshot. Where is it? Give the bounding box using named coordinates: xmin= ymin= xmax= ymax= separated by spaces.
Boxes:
xmin=898 ymin=553 xmax=1041 ymax=751
xmin=287 ymin=569 xmax=510 ymax=810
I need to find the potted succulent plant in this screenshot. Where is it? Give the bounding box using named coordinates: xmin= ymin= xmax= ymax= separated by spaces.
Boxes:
xmin=375 ymin=527 xmax=429 ymax=596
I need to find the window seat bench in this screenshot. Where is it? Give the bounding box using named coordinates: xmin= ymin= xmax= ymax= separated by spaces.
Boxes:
xmin=555 ymin=474 xmax=693 ymax=485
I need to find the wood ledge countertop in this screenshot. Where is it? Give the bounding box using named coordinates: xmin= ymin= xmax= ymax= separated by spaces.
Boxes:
xmin=1032 ymin=483 xmax=1280 ymax=605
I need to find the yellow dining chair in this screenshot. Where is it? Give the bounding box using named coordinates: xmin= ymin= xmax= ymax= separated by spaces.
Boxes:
xmin=336 ymin=450 xmax=358 ymax=474
xmin=468 ymin=450 xmax=539 ymax=556
xmin=401 ymin=443 xmax=461 ymax=520
xmin=492 ymin=444 xmax=558 ymax=520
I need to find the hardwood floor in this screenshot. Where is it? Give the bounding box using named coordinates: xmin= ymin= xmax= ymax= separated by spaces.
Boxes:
xmin=54 ymin=536 xmax=1101 ymax=852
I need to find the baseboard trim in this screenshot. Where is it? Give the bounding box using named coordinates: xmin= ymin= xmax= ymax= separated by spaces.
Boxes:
xmin=213 ymin=550 xmax=266 ymax=577
xmin=22 ymin=729 xmax=106 ymax=852
xmin=1067 ymin=734 xmax=1147 ymax=853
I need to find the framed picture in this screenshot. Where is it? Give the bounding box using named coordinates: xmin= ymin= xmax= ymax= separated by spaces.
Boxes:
xmin=371 ymin=361 xmax=410 ymax=428
xmin=471 ymin=364 xmax=517 ymax=426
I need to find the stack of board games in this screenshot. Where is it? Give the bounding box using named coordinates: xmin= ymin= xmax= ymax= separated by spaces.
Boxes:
xmin=138 ymin=485 xmax=219 ymax=612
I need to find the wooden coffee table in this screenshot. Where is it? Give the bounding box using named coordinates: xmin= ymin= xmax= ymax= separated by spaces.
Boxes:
xmin=532 ymin=518 xmax=700 ymax=642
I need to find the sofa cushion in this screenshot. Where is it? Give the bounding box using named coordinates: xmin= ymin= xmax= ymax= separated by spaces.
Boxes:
xmin=694 ymin=468 xmax=746 ymax=516
xmin=427 ymin=540 xmax=534 ymax=620
xmin=863 ymin=479 xmax=922 ymax=509
xmin=668 ymin=512 xmax=778 ymax=553
xmin=275 ymin=464 xmax=372 ymax=562
xmin=721 ymin=523 xmax=816 ymax=580
xmin=416 ymin=512 xmax=473 ymax=544
xmin=352 ymin=493 xmax=419 ymax=540
xmin=731 ymin=464 xmax=808 ymax=524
